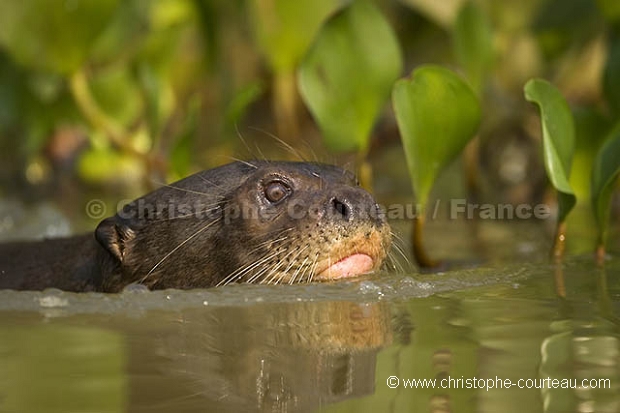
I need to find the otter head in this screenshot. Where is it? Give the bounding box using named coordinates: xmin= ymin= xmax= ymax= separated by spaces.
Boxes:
xmin=94 ymin=161 xmax=391 ymax=291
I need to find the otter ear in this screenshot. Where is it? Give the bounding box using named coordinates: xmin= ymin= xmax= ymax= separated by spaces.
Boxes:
xmin=95 ymin=217 xmax=136 ymax=263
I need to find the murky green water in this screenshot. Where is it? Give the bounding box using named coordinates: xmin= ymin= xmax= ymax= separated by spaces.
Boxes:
xmin=0 ymin=254 xmax=618 ymax=413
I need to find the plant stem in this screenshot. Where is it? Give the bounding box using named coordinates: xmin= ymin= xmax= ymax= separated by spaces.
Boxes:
xmin=553 ymin=261 xmax=566 ymax=298
xmin=464 ymin=137 xmax=480 ymax=202
xmin=356 ymin=149 xmax=373 ymax=191
xmin=596 ymin=243 xmax=606 ymax=266
xmin=69 ymin=69 xmax=142 ymax=157
xmin=551 ymin=220 xmax=567 ymax=260
xmin=273 ymin=69 xmax=299 ymax=142
xmin=412 ymin=214 xmax=439 ymax=268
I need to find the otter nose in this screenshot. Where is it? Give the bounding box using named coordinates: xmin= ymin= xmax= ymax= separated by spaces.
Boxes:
xmin=331 ymin=197 xmax=352 ymax=220
xmin=327 ymin=187 xmax=383 ymax=224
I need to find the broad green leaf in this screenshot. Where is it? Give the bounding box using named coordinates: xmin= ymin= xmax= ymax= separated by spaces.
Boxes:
xmin=0 ymin=54 xmax=82 ymax=155
xmin=603 ymin=29 xmax=620 ymax=116
xmin=249 ymin=0 xmax=340 ymax=73
xmin=299 ymin=0 xmax=403 ymax=153
xmin=392 ymin=65 xmax=480 ymax=210
xmin=89 ymin=0 xmax=153 ymax=66
xmin=78 ymin=144 xmax=144 ymax=184
xmin=591 ymin=124 xmax=620 ymax=246
xmin=532 ymin=0 xmax=599 ymax=58
xmin=596 ymin=0 xmax=620 ymax=22
xmin=90 ymin=66 xmax=142 ymax=127
xmin=171 ymin=97 xmax=200 ymax=179
xmin=397 ymin=0 xmax=466 ymax=29
xmin=225 ymin=81 xmax=266 ymax=127
xmin=571 ymin=107 xmax=613 ymax=202
xmin=453 ymin=2 xmax=494 ymax=93
xmin=524 ymin=78 xmax=576 ymax=223
xmin=0 ymin=0 xmax=120 ymax=74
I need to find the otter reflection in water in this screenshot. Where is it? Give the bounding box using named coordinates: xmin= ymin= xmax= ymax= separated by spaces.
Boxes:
xmin=127 ymin=300 xmax=393 ymax=413
xmin=0 ymin=161 xmax=393 ymax=292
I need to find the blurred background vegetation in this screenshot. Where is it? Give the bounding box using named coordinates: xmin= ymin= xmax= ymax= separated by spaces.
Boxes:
xmin=0 ymin=0 xmax=618 ymax=244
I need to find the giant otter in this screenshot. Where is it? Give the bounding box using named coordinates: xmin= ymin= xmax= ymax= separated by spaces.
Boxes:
xmin=0 ymin=161 xmax=391 ymax=292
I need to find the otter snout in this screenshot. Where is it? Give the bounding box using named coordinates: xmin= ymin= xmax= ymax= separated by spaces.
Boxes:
xmin=326 ymin=186 xmax=384 ymax=226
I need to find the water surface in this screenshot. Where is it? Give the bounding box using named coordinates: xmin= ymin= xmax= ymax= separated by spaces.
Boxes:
xmin=0 ymin=255 xmax=618 ymax=413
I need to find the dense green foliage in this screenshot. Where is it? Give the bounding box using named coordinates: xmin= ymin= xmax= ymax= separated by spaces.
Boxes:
xmin=299 ymin=0 xmax=402 ymax=153
xmin=0 ymin=0 xmax=618 ymax=255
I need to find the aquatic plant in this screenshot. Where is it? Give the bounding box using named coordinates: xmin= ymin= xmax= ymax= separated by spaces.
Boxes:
xmin=452 ymin=1 xmax=493 ymax=95
xmin=591 ymin=125 xmax=620 ymax=262
xmin=524 ymin=78 xmax=576 ymax=259
xmin=0 ymin=0 xmax=618 ymax=261
xmin=393 ymin=65 xmax=481 ymax=267
xmin=249 ymin=0 xmax=340 ymax=139
xmin=298 ymin=0 xmax=402 ymax=186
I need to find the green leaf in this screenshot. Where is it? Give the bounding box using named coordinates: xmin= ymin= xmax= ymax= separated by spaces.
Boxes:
xmin=570 ymin=107 xmax=613 ymax=202
xmin=392 ymin=65 xmax=480 ymax=210
xmin=397 ymin=0 xmax=465 ymax=29
xmin=0 ymin=0 xmax=120 ymax=74
xmin=524 ymin=78 xmax=576 ymax=223
xmin=90 ymin=66 xmax=142 ymax=127
xmin=249 ymin=0 xmax=340 ymax=73
xmin=78 ymin=144 xmax=143 ymax=184
xmin=603 ymin=29 xmax=620 ymax=116
xmin=532 ymin=0 xmax=599 ymax=58
xmin=596 ymin=0 xmax=620 ymax=22
xmin=453 ymin=1 xmax=494 ymax=93
xmin=298 ymin=0 xmax=403 ymax=153
xmin=591 ymin=124 xmax=620 ymax=246
xmin=225 ymin=81 xmax=265 ymax=128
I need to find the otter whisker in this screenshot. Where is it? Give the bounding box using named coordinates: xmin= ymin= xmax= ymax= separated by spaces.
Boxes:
xmin=243 ymin=241 xmax=300 ymax=284
xmin=259 ymin=244 xmax=307 ymax=285
xmin=147 ymin=181 xmax=217 ymax=197
xmin=220 ymin=251 xmax=282 ymax=286
xmin=250 ymin=127 xmax=309 ymax=162
xmin=295 ymin=257 xmax=312 ymax=284
xmin=233 ymin=124 xmax=267 ymax=162
xmin=124 ymin=198 xmax=228 ymax=222
xmin=385 ymin=252 xmax=404 ymax=273
xmin=217 ymin=249 xmax=284 ymax=286
xmin=304 ymin=257 xmax=317 ymax=283
xmin=387 ymin=247 xmax=409 ymax=273
xmin=245 ymin=258 xmax=283 ymax=284
xmin=268 ymin=254 xmax=297 ymax=286
xmin=156 ymin=206 xmax=224 ymax=222
xmin=243 ymin=233 xmax=292 ymax=258
xmin=246 ymin=126 xmax=308 ymax=162
xmin=195 ymin=174 xmax=228 ymax=191
xmin=224 ymin=234 xmax=299 ymax=285
xmin=391 ymin=231 xmax=408 ymax=247
xmin=287 ymin=245 xmax=310 ymax=284
xmin=226 ymin=156 xmax=260 ymax=170
xmin=390 ymin=231 xmax=412 ymax=270
xmin=140 ymin=217 xmax=222 ymax=284
xmin=287 ymin=247 xmax=311 ymax=285
xmin=270 ymin=245 xmax=311 ymax=285
xmin=252 ymin=226 xmax=295 ymax=242
xmin=298 ymin=250 xmax=320 ymax=284
xmin=306 ymin=256 xmax=320 ymax=284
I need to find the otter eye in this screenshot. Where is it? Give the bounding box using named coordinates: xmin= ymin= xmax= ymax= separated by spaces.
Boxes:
xmin=264 ymin=180 xmax=290 ymax=203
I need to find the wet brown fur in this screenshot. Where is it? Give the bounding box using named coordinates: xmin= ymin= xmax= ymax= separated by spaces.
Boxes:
xmin=0 ymin=161 xmax=391 ymax=292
